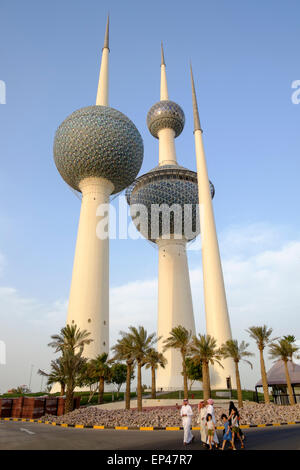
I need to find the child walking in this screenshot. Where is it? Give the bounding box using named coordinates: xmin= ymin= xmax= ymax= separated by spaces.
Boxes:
xmin=231 ymin=410 xmax=244 ymax=449
xmin=221 ymin=414 xmax=235 ymax=450
xmin=206 ymin=414 xmax=215 ymax=450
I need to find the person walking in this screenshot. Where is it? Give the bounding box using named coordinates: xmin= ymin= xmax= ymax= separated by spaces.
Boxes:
xmin=206 ymin=414 xmax=215 ymax=450
xmin=221 ymin=414 xmax=235 ymax=450
xmin=180 ymin=398 xmax=194 ymax=445
xmin=197 ymin=400 xmax=208 ymax=448
xmin=231 ymin=409 xmax=244 ymax=449
xmin=228 ymin=401 xmax=244 ymax=441
xmin=206 ymin=398 xmax=219 ymax=448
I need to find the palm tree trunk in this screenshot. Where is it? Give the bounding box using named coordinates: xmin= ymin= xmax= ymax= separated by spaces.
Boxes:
xmin=98 ymin=376 xmax=104 ymax=404
xmin=202 ymin=361 xmax=210 ymax=401
xmin=151 ymin=366 xmax=156 ymax=399
xmin=60 ymin=383 xmax=65 ymax=396
xmin=235 ymin=361 xmax=243 ymax=409
xmin=137 ymin=361 xmax=142 ymax=411
xmin=125 ymin=361 xmax=132 ymax=410
xmin=182 ymin=354 xmax=188 ymax=399
xmin=283 ymin=359 xmax=295 ymax=405
xmin=64 ymin=381 xmax=74 ymax=414
xmin=259 ymin=348 xmax=270 ymax=404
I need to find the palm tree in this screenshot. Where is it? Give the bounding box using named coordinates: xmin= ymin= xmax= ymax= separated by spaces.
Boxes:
xmin=220 ymin=340 xmax=254 ymax=409
xmin=144 ymin=349 xmax=167 ymax=399
xmin=89 ymin=353 xmax=110 ymax=404
xmin=38 ymin=358 xmax=67 ymax=396
xmin=61 ymin=347 xmax=87 ymax=413
xmin=190 ymin=334 xmax=223 ymax=401
xmin=111 ymin=335 xmax=136 ymax=410
xmin=283 ymin=335 xmax=296 ymax=343
xmin=48 ymin=324 xmax=93 ymax=354
xmin=269 ymin=338 xmax=299 ymax=405
xmin=246 ymin=325 xmax=274 ymax=404
xmin=163 ymin=326 xmax=192 ymax=399
xmin=126 ymin=326 xmax=158 ymax=411
xmin=48 ymin=324 xmax=92 ymax=413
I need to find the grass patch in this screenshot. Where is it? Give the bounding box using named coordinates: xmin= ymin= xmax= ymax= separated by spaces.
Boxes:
xmin=78 ymin=392 xmax=137 ymax=406
xmin=155 ymin=389 xmax=271 ymax=402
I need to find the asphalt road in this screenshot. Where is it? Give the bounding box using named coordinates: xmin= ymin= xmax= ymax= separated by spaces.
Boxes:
xmin=0 ymin=421 xmax=299 ymax=450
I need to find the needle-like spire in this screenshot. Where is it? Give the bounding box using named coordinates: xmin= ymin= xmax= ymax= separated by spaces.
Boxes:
xmin=103 ymin=15 xmax=109 ymax=50
xmin=160 ymin=42 xmax=169 ymax=100
xmin=161 ymin=41 xmax=165 ymax=66
xmin=96 ymin=15 xmax=110 ymax=106
xmin=190 ymin=63 xmax=202 ymax=133
xmin=190 ymin=62 xmax=235 ymax=388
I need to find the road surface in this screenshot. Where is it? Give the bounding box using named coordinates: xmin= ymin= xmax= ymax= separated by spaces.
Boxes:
xmin=0 ymin=421 xmax=299 ymax=450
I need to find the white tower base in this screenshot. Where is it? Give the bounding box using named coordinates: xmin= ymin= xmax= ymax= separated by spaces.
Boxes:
xmin=156 ymin=239 xmax=196 ymax=390
xmin=66 ymin=176 xmax=114 ymax=359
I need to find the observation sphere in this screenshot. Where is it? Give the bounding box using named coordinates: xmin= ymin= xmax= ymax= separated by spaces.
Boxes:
xmin=126 ymin=165 xmax=214 ymax=242
xmin=54 ymin=105 xmax=144 ymax=194
xmin=147 ymin=101 xmax=185 ymax=138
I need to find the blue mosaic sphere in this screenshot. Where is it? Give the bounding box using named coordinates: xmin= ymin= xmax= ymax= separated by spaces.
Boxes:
xmin=126 ymin=165 xmax=214 ymax=242
xmin=147 ymin=101 xmax=185 ymax=138
xmin=54 ymin=105 xmax=144 ymax=194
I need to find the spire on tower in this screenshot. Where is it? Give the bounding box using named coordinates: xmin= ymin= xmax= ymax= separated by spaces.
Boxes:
xmin=160 ymin=42 xmax=169 ymax=100
xmin=161 ymin=42 xmax=165 ymax=66
xmin=96 ymin=15 xmax=110 ymax=106
xmin=190 ymin=63 xmax=202 ymax=133
xmin=103 ymin=15 xmax=109 ymax=50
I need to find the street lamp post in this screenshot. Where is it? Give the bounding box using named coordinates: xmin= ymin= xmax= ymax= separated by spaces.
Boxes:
xmin=28 ymin=364 xmax=34 ymax=392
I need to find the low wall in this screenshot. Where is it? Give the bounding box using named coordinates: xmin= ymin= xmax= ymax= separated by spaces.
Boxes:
xmin=0 ymin=396 xmax=80 ymax=418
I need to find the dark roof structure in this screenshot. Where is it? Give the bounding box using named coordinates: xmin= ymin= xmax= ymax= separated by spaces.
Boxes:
xmin=256 ymin=360 xmax=300 ymax=387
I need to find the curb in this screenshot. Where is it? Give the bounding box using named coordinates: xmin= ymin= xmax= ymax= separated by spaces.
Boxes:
xmin=1 ymin=417 xmax=300 ymax=431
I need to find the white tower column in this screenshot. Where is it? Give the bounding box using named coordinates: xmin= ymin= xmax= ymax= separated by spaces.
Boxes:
xmin=156 ymin=239 xmax=196 ymax=390
xmin=67 ymin=17 xmax=113 ymax=360
xmin=190 ymin=66 xmax=235 ymax=388
xmin=158 ymin=128 xmax=177 ymax=166
xmin=67 ymin=177 xmax=114 ymax=358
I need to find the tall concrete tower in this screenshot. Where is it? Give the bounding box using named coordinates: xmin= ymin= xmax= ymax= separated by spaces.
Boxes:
xmin=190 ymin=66 xmax=235 ymax=388
xmin=126 ymin=46 xmax=214 ymax=390
xmin=53 ymin=18 xmax=144 ymax=359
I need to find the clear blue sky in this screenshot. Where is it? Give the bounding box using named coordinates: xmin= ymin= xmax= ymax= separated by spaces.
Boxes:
xmin=0 ymin=0 xmax=299 ymax=391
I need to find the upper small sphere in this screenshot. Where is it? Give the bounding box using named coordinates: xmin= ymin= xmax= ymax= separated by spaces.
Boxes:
xmin=147 ymin=100 xmax=185 ymax=138
xmin=54 ymin=105 xmax=144 ymax=194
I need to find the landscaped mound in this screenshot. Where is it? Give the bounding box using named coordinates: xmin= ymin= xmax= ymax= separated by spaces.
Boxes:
xmin=41 ymin=403 xmax=300 ymax=428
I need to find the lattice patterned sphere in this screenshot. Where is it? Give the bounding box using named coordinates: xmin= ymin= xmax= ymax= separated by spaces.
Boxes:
xmin=126 ymin=165 xmax=214 ymax=242
xmin=147 ymin=100 xmax=185 ymax=138
xmin=54 ymin=105 xmax=144 ymax=194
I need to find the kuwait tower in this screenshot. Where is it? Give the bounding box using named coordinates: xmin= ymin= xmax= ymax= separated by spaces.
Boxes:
xmin=190 ymin=66 xmax=235 ymax=389
xmin=126 ymin=46 xmax=214 ymax=390
xmin=53 ymin=18 xmax=144 ymax=359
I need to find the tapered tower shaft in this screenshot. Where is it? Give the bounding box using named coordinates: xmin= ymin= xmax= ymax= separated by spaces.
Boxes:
xmin=190 ymin=66 xmax=235 ymax=388
xmin=156 ymin=239 xmax=196 ymax=389
xmin=67 ymin=177 xmax=113 ymax=358
xmin=67 ymin=18 xmax=113 ymax=359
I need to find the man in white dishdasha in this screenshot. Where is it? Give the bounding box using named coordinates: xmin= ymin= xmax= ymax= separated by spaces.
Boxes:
xmin=180 ymin=398 xmax=194 ymax=445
